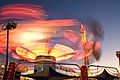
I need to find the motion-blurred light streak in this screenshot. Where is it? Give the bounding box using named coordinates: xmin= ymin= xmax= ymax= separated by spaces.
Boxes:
xmin=0 ymin=4 xmax=46 ymax=21
xmin=0 ymin=4 xmax=103 ymax=65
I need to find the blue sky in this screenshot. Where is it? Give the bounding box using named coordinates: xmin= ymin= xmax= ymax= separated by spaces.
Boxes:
xmin=0 ymin=0 xmax=120 ymax=71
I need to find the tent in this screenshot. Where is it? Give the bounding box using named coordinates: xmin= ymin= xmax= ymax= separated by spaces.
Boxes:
xmin=89 ymin=69 xmax=119 ymax=80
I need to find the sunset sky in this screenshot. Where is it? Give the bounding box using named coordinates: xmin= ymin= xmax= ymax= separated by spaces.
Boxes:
xmin=0 ymin=0 xmax=120 ymax=71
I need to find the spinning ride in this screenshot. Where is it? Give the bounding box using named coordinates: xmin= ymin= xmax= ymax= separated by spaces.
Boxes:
xmin=0 ymin=4 xmax=103 ymax=66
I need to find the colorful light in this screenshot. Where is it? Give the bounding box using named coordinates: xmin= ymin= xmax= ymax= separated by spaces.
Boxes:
xmin=0 ymin=4 xmax=102 ymax=65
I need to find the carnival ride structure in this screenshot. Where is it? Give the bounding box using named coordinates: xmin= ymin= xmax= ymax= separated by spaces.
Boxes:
xmin=0 ymin=4 xmax=114 ymax=80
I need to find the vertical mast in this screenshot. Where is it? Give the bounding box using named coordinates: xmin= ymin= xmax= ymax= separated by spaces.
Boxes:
xmin=80 ymin=25 xmax=89 ymax=65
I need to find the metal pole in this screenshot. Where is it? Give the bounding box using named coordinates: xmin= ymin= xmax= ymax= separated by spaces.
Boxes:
xmin=2 ymin=21 xmax=17 ymax=80
xmin=3 ymin=28 xmax=9 ymax=80
xmin=84 ymin=46 xmax=89 ymax=65
xmin=80 ymin=25 xmax=89 ymax=65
